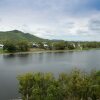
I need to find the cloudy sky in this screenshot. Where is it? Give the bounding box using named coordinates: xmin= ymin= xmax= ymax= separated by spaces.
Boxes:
xmin=0 ymin=0 xmax=100 ymax=41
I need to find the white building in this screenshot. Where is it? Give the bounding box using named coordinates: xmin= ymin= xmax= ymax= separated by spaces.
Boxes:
xmin=77 ymin=43 xmax=82 ymax=50
xmin=43 ymin=44 xmax=48 ymax=47
xmin=72 ymin=43 xmax=76 ymax=48
xmin=33 ymin=43 xmax=38 ymax=48
xmin=0 ymin=44 xmax=4 ymax=48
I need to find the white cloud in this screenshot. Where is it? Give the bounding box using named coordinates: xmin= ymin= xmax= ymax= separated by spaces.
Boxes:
xmin=0 ymin=0 xmax=100 ymax=41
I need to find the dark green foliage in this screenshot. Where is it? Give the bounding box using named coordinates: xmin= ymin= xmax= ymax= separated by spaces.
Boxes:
xmin=3 ymin=41 xmax=17 ymax=52
xmin=17 ymin=69 xmax=100 ymax=100
xmin=53 ymin=42 xmax=66 ymax=50
xmin=3 ymin=40 xmax=30 ymax=52
xmin=17 ymin=41 xmax=29 ymax=52
xmin=80 ymin=42 xmax=100 ymax=49
xmin=38 ymin=42 xmax=44 ymax=49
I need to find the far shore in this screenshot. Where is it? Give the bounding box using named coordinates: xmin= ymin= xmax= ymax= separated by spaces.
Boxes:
xmin=0 ymin=48 xmax=100 ymax=55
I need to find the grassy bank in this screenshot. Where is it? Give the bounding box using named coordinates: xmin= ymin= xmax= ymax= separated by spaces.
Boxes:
xmin=0 ymin=49 xmax=87 ymax=55
xmin=0 ymin=48 xmax=100 ymax=55
xmin=0 ymin=48 xmax=3 ymax=54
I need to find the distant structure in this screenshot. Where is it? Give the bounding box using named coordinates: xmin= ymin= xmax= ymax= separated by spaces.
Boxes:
xmin=77 ymin=43 xmax=82 ymax=50
xmin=72 ymin=43 xmax=76 ymax=48
xmin=43 ymin=43 xmax=48 ymax=48
xmin=32 ymin=43 xmax=38 ymax=48
xmin=0 ymin=44 xmax=4 ymax=48
xmin=42 ymin=42 xmax=48 ymax=48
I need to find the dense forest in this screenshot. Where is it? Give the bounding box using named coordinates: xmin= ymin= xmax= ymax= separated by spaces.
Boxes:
xmin=18 ymin=69 xmax=100 ymax=100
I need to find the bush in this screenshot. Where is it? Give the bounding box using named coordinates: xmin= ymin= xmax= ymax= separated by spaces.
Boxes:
xmin=3 ymin=40 xmax=30 ymax=52
xmin=17 ymin=41 xmax=29 ymax=52
xmin=17 ymin=69 xmax=100 ymax=100
xmin=53 ymin=42 xmax=66 ymax=50
xmin=3 ymin=41 xmax=17 ymax=52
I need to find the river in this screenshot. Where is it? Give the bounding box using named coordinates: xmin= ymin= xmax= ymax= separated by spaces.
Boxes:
xmin=0 ymin=50 xmax=100 ymax=100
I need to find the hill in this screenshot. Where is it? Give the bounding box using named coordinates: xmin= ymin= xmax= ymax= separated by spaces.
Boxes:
xmin=0 ymin=30 xmax=46 ymax=42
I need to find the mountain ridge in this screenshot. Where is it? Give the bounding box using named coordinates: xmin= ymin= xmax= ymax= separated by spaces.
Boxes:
xmin=0 ymin=30 xmax=47 ymax=42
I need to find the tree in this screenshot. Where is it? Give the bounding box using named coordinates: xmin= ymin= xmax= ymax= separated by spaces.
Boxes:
xmin=38 ymin=42 xmax=44 ymax=49
xmin=17 ymin=41 xmax=29 ymax=52
xmin=3 ymin=40 xmax=17 ymax=52
xmin=17 ymin=73 xmax=34 ymax=100
xmin=53 ymin=42 xmax=66 ymax=50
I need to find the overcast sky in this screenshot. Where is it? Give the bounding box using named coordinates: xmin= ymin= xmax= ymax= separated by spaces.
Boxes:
xmin=0 ymin=0 xmax=100 ymax=41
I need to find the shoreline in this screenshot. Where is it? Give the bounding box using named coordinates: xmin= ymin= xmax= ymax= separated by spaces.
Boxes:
xmin=0 ymin=48 xmax=100 ymax=55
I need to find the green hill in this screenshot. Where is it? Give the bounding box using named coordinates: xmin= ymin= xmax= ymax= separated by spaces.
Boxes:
xmin=0 ymin=30 xmax=46 ymax=42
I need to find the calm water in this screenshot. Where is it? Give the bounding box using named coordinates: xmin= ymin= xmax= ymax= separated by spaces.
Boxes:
xmin=0 ymin=50 xmax=100 ymax=100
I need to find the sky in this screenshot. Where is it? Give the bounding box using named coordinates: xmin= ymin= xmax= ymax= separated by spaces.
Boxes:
xmin=0 ymin=0 xmax=100 ymax=41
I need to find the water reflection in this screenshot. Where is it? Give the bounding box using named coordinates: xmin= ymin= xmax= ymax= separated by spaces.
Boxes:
xmin=3 ymin=54 xmax=16 ymax=58
xmin=3 ymin=53 xmax=30 ymax=58
xmin=17 ymin=53 xmax=30 ymax=57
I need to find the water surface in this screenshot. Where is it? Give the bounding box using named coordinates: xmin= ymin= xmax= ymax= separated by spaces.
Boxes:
xmin=0 ymin=50 xmax=100 ymax=100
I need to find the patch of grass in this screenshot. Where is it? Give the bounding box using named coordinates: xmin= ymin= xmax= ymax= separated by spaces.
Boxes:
xmin=0 ymin=48 xmax=3 ymax=54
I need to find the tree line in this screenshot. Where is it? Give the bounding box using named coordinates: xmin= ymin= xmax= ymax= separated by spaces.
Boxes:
xmin=18 ymin=69 xmax=100 ymax=100
xmin=3 ymin=40 xmax=30 ymax=52
xmin=1 ymin=40 xmax=100 ymax=52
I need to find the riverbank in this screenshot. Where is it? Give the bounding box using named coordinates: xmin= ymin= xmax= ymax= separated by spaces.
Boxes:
xmin=0 ymin=48 xmax=100 ymax=55
xmin=0 ymin=48 xmax=3 ymax=54
xmin=0 ymin=49 xmax=85 ymax=55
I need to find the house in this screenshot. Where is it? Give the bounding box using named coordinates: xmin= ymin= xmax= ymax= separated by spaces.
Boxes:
xmin=72 ymin=43 xmax=76 ymax=48
xmin=41 ymin=42 xmax=48 ymax=47
xmin=42 ymin=42 xmax=49 ymax=49
xmin=43 ymin=43 xmax=48 ymax=47
xmin=33 ymin=43 xmax=38 ymax=48
xmin=77 ymin=43 xmax=82 ymax=50
xmin=0 ymin=44 xmax=4 ymax=48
